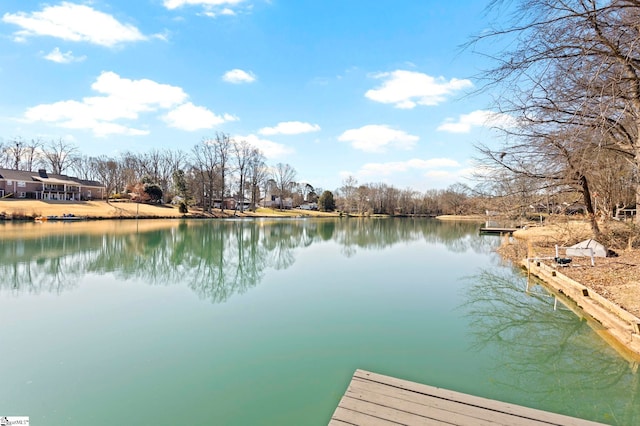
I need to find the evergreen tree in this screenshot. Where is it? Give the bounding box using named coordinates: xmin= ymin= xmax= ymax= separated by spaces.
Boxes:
xmin=318 ymin=190 xmax=335 ymax=212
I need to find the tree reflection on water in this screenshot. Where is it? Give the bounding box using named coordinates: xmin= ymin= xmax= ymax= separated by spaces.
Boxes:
xmin=0 ymin=218 xmax=487 ymax=303
xmin=462 ymin=269 xmax=640 ymax=425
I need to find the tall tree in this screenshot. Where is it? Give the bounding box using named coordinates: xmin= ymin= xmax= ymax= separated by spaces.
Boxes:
xmin=338 ymin=176 xmax=358 ymax=213
xmin=272 ymin=163 xmax=297 ymax=209
xmin=172 ymin=169 xmax=189 ymax=203
xmin=23 ymin=139 xmax=42 ymax=172
xmin=7 ymin=138 xmax=26 ymax=170
xmin=213 ymin=132 xmax=232 ymax=211
xmin=192 ymin=140 xmax=219 ymax=213
xmin=248 ymin=148 xmax=267 ymax=210
xmin=233 ymin=139 xmax=253 ymax=212
xmin=90 ymin=156 xmax=119 ymax=199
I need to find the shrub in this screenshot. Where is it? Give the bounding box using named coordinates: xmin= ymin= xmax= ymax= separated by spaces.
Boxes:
xmin=179 ymin=201 xmax=188 ymax=214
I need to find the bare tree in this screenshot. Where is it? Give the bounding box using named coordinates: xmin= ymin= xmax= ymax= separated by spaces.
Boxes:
xmin=338 ymin=176 xmax=358 ymax=213
xmin=71 ymin=155 xmax=96 ymax=181
xmin=233 ymin=139 xmax=253 ymax=212
xmin=90 ymin=156 xmax=119 ymax=199
xmin=23 ymin=139 xmax=42 ymax=171
xmin=248 ymin=148 xmax=267 ymax=210
xmin=476 ymin=126 xmax=605 ymax=234
xmin=41 ymin=139 xmax=79 ymax=174
xmin=472 ymin=0 xmax=640 ymax=226
xmin=213 ymin=132 xmax=232 ymax=211
xmin=271 ymin=163 xmax=297 ymax=209
xmin=6 ymin=138 xmax=26 ymax=170
xmin=137 ymin=149 xmax=187 ymax=202
xmin=191 ymin=140 xmax=219 ymax=213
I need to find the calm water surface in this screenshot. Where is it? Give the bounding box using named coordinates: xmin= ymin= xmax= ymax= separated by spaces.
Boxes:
xmin=0 ymin=218 xmax=638 ymax=425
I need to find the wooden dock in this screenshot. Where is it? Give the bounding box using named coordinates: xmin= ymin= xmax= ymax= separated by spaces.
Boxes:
xmin=329 ymin=370 xmax=607 ymax=425
xmin=479 ymin=227 xmax=517 ymax=235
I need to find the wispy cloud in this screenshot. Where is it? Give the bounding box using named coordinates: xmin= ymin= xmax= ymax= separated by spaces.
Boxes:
xmin=2 ymin=2 xmax=146 ymax=47
xmin=259 ymin=121 xmax=320 ymax=136
xmin=43 ymin=47 xmax=86 ymax=64
xmin=357 ymin=158 xmax=460 ymax=176
xmin=437 ymin=110 xmax=518 ymax=133
xmin=222 ymin=69 xmax=256 ymax=84
xmin=338 ymin=124 xmax=418 ymax=153
xmin=164 ymin=0 xmax=247 ymax=17
xmin=234 ymin=134 xmax=293 ymax=159
xmin=365 ymin=70 xmax=472 ymax=109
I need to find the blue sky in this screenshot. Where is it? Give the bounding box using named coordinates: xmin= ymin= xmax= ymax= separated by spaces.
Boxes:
xmin=0 ymin=0 xmax=513 ymax=192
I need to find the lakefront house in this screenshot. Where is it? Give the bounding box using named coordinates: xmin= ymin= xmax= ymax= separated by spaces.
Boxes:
xmin=0 ymin=168 xmax=105 ymax=201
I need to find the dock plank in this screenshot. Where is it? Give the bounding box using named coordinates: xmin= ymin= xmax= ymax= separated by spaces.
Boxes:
xmin=331 ymin=405 xmax=411 ymax=425
xmin=338 ymin=397 xmax=454 ymax=425
xmin=344 ymin=386 xmax=501 ymax=426
xmin=346 ymin=379 xmax=542 ymax=425
xmin=329 ymin=370 xmax=608 ymax=426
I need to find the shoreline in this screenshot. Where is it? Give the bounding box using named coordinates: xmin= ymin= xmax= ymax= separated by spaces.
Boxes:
xmin=523 ymin=258 xmax=640 ymax=362
xmin=504 ymin=224 xmax=640 ymax=360
xmin=435 ymin=214 xmax=487 ymax=221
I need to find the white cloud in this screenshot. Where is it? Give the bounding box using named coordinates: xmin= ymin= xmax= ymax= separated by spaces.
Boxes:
xmin=163 ymin=102 xmax=236 ymax=131
xmin=365 ymin=70 xmax=473 ymax=109
xmin=259 ymin=121 xmax=320 ymax=136
xmin=437 ymin=110 xmax=519 ymax=133
xmin=164 ymin=0 xmax=246 ymax=16
xmin=338 ymin=124 xmax=418 ymax=153
xmin=43 ymin=47 xmax=85 ymax=63
xmin=222 ymin=69 xmax=256 ymax=84
xmin=234 ymin=134 xmax=293 ymax=159
xmin=358 ymin=158 xmax=460 ymax=177
xmin=23 ymin=71 xmax=192 ymax=136
xmin=2 ymin=2 xmax=146 ymax=47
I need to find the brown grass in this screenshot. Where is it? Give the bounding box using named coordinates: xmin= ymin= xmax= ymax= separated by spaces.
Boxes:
xmin=0 ymin=199 xmax=186 ymax=219
xmin=0 ymin=200 xmax=341 ymax=220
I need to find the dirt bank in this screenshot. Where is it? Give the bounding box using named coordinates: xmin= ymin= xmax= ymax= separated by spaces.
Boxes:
xmin=498 ymin=219 xmax=640 ymax=358
xmin=499 ymin=220 xmax=640 ymax=318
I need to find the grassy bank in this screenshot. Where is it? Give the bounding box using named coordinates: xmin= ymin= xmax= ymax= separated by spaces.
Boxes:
xmin=0 ymin=199 xmax=342 ymax=220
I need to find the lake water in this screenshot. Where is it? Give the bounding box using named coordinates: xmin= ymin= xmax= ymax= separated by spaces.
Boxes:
xmin=0 ymin=218 xmax=638 ymax=425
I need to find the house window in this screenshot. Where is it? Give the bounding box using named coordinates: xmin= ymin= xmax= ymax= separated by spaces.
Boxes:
xmin=17 ymin=181 xmax=26 ymax=187
xmin=6 ymin=180 xmax=12 ymax=185
xmin=18 ymin=192 xmax=26 ymax=198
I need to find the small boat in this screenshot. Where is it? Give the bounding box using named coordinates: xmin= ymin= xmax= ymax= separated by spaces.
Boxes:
xmin=35 ymin=214 xmax=87 ymax=222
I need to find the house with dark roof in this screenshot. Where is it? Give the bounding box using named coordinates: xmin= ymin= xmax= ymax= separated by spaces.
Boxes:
xmin=0 ymin=168 xmax=105 ymax=201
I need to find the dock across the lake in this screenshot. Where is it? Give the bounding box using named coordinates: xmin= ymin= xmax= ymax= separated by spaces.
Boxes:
xmin=329 ymin=369 xmax=606 ymax=425
xmin=479 ymin=226 xmax=517 ymax=235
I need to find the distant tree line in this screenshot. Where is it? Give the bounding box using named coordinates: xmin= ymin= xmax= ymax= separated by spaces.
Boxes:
xmin=333 ymin=177 xmax=487 ymax=216
xmin=0 ymin=134 xmax=488 ymax=216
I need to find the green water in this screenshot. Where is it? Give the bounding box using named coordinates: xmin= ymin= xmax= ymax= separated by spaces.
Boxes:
xmin=0 ymin=218 xmax=637 ymax=425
